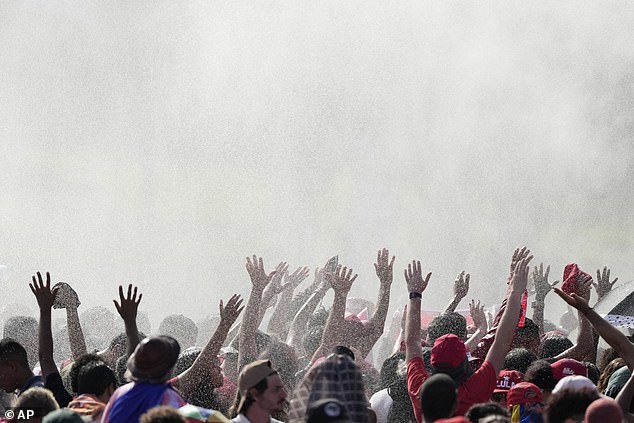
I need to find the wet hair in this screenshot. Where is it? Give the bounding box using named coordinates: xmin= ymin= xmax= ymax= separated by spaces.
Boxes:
xmin=597 ymin=348 xmax=620 ymax=373
xmin=512 ymin=318 xmax=540 ymax=351
xmin=538 ymin=334 xmax=573 ymax=359
xmin=158 ymin=314 xmax=198 ymax=350
xmin=69 ymin=353 xmax=103 ymax=394
xmin=0 ymin=338 xmax=29 ymax=367
xmin=420 ymin=373 xmax=457 ymax=422
xmin=466 ymin=402 xmax=510 ymax=423
xmin=597 ymin=358 xmax=626 ymax=394
xmin=585 ymin=362 xmax=600 ymax=385
xmin=14 ymin=387 xmax=59 ymax=417
xmin=504 ymin=348 xmax=537 ymax=374
xmin=77 ymin=361 xmax=117 ymax=396
xmin=544 ymin=387 xmax=599 ymax=423
xmin=524 ymin=359 xmax=556 ymax=392
xmin=140 ymin=405 xmax=187 ymax=423
xmin=427 ymin=312 xmax=467 ymax=344
xmin=379 ymin=352 xmax=406 ymax=390
xmin=332 ymin=346 xmax=355 ymax=361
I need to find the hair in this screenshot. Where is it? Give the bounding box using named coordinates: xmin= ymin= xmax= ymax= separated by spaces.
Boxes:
xmin=69 ymin=353 xmax=102 ymax=394
xmin=538 ymin=334 xmax=573 ymax=359
xmin=524 ymin=359 xmax=556 ymax=392
xmin=379 ymin=352 xmax=406 ymax=391
xmin=386 ymin=373 xmax=416 ymax=423
xmin=77 ymin=361 xmax=117 ymax=396
xmin=504 ymin=348 xmax=537 ymax=374
xmin=427 ymin=312 xmax=467 ymax=344
xmin=140 ymin=406 xmax=187 ymax=423
xmin=544 ymin=387 xmax=599 ymax=423
xmin=0 ymin=338 xmax=29 ymax=367
xmin=585 ymin=362 xmax=600 ymax=385
xmin=158 ymin=314 xmax=198 ymax=350
xmin=229 ymin=373 xmax=271 ymax=418
xmin=14 ymin=387 xmax=59 ymax=417
xmin=597 ymin=348 xmax=620 ymax=373
xmin=512 ymin=318 xmax=540 ymax=351
xmin=597 ymin=358 xmax=626 ymax=394
xmin=2 ymin=317 xmax=37 ymax=366
xmin=433 ymin=358 xmax=473 ymax=386
xmin=466 ymin=402 xmax=510 ymax=423
xmin=420 ymin=373 xmax=457 ymax=422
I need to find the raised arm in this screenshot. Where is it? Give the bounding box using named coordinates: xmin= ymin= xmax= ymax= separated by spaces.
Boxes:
xmin=267 ymin=266 xmax=310 ymax=338
xmin=615 ymin=372 xmax=634 ymax=423
xmin=465 ymin=300 xmax=487 ymax=352
xmin=256 ymin=261 xmax=288 ymax=323
xmin=310 ymin=265 xmax=358 ymax=362
xmin=53 ymin=282 xmax=88 ymax=360
xmin=444 ymin=271 xmax=470 ymax=313
xmin=593 ymin=266 xmax=619 ymax=304
xmin=175 ymin=294 xmax=244 ymax=396
xmin=360 ymin=248 xmax=395 ymax=357
xmin=553 ymin=274 xmax=596 ymax=362
xmin=238 ymin=255 xmax=276 ymax=370
xmin=485 ymin=249 xmax=533 ymax=373
xmin=286 ymin=274 xmax=330 ymax=354
xmin=530 ymin=263 xmax=558 ymax=335
xmin=553 ymin=287 xmax=634 ymax=367
xmin=30 ymin=272 xmax=59 ymax=378
xmin=404 ymin=260 xmax=432 ymax=362
xmin=113 ymin=284 xmax=142 ymax=357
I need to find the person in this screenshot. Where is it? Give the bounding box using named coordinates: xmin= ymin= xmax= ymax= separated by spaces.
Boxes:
xmin=543 ymin=387 xmax=598 ymax=423
xmin=229 ymin=359 xmax=287 ymax=423
xmin=0 ymin=339 xmax=43 ymax=395
xmin=419 ymin=374 xmax=457 ymax=423
xmin=306 ymin=398 xmax=353 ymax=423
xmin=584 ymin=398 xmax=623 ymax=423
xmin=67 ymin=361 xmax=117 ymax=422
xmin=506 ymin=382 xmax=544 ymax=423
xmin=12 ymin=387 xmax=59 ymax=423
xmin=140 ymin=406 xmax=187 ymax=423
xmin=101 ymin=335 xmax=185 ymax=423
xmin=405 ymin=248 xmax=533 ymax=420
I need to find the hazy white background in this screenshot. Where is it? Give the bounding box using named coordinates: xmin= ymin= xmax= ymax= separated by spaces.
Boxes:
xmin=2 ymin=1 xmax=633 ymax=329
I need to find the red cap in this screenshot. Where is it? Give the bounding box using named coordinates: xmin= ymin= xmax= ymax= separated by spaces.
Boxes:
xmin=507 ymin=382 xmax=543 ymax=407
xmin=494 ymin=370 xmax=524 ymax=393
xmin=431 ymin=334 xmax=467 ymax=369
xmin=551 ymin=358 xmax=587 ymax=381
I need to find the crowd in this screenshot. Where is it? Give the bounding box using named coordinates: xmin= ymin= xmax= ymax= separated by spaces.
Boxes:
xmin=1 ymin=247 xmax=633 ymax=423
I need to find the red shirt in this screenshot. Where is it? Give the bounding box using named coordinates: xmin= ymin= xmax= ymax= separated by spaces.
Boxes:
xmin=407 ymin=357 xmax=497 ymax=422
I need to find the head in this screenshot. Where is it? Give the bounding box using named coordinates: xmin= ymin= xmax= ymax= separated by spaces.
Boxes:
xmin=420 ymin=373 xmax=457 ymax=423
xmin=512 ymin=318 xmax=541 ymax=356
xmin=42 ymin=409 xmax=86 ymax=423
xmin=306 ymin=398 xmax=352 ymax=423
xmin=524 ymin=360 xmax=556 ymax=403
xmin=427 ymin=312 xmax=467 ymax=345
xmin=80 ymin=306 xmax=121 ymax=350
xmin=604 ymin=365 xmax=632 ymax=399
xmin=3 ymin=316 xmax=38 ymax=368
xmin=431 ymin=334 xmax=471 ymax=385
xmin=158 ymin=314 xmax=198 ymax=350
xmin=507 ymin=381 xmax=544 ymax=422
xmin=15 ymin=387 xmax=59 ymax=423
xmin=551 ymin=376 xmax=598 ymax=396
xmin=465 ymin=402 xmax=510 ymax=423
xmin=584 ymin=397 xmax=623 ymax=423
xmin=0 ymin=338 xmax=32 ymax=392
xmin=503 ymin=348 xmax=537 ymax=374
xmin=491 ymin=370 xmax=524 ymax=406
xmin=69 ymin=353 xmax=102 ymax=394
xmin=77 ymin=361 xmax=117 ymax=403
xmin=538 ymin=333 xmax=573 ymax=360
xmin=378 ymin=352 xmax=406 ymax=390
xmin=544 ymin=387 xmax=599 ymax=423
xmin=551 ymin=358 xmax=588 ymax=382
xmin=597 ymin=348 xmax=620 ymax=373
xmin=126 ymin=335 xmax=180 ymax=383
xmin=231 ymin=360 xmax=286 ymax=418
xmin=140 ymin=406 xmax=187 ymax=423
xmin=597 ymin=358 xmax=626 ymax=394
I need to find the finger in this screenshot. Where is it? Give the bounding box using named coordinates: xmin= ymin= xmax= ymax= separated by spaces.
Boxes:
xmin=29 ymin=283 xmax=36 ymax=295
xmin=597 ymin=269 xmax=602 ymax=283
xmin=350 ymin=274 xmax=358 ymax=283
xmin=127 ymin=284 xmax=132 ymax=300
xmin=404 ymin=268 xmax=409 ymax=282
xmin=611 ymin=278 xmax=619 ymax=287
xmin=137 ymin=293 xmax=142 ymax=304
xmin=377 ymin=250 xmax=381 ymax=265
xmin=119 ymin=285 xmax=124 ymax=301
xmin=37 ymin=271 xmax=43 ymax=286
xmin=46 ymin=272 xmax=50 ymax=288
xmin=465 ymin=273 xmax=470 ymax=285
xmin=219 ymin=299 xmax=224 ymax=314
xmin=133 ymin=286 xmax=138 ymax=301
xmin=389 ymin=256 xmax=395 ymax=268
xmin=545 ymin=265 xmax=550 ymax=280
xmin=113 ymin=300 xmax=121 ymax=312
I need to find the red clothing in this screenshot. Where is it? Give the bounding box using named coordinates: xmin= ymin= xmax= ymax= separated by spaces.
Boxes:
xmin=407 ymin=357 xmax=497 ymax=422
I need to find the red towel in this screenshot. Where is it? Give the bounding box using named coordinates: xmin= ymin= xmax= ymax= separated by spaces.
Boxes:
xmin=562 ymin=263 xmax=591 ymax=295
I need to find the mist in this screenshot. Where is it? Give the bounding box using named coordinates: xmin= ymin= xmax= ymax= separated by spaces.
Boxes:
xmin=2 ymin=1 xmax=633 ymax=329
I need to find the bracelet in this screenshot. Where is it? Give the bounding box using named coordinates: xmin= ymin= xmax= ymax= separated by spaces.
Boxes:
xmin=409 ymin=292 xmax=422 ymax=299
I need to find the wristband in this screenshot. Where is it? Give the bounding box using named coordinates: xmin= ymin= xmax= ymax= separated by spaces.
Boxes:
xmin=409 ymin=292 xmax=422 ymax=299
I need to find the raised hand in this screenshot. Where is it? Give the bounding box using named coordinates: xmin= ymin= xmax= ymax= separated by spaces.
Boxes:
xmin=531 ymin=263 xmax=558 ymax=299
xmin=113 ymin=284 xmax=142 ymax=322
xmin=52 ymin=282 xmax=81 ymax=309
xmin=576 ymin=273 xmax=593 ymax=301
xmin=30 ymin=271 xmax=58 ymax=310
xmin=509 ymin=255 xmax=533 ymax=293
xmin=374 ymin=248 xmax=396 ymax=285
xmin=453 ymin=271 xmax=470 ymax=300
xmin=593 ymin=266 xmax=618 ymax=301
xmin=283 ymin=266 xmax=310 ymax=291
xmin=404 ymin=260 xmax=432 ymax=294
xmin=510 ymin=247 xmax=531 ymax=274
xmin=245 ymin=255 xmax=277 ymax=291
xmin=326 ymin=265 xmax=358 ymax=294
xmin=219 ymin=294 xmax=244 ymax=326
xmin=470 ymin=299 xmax=487 ymax=330
xmin=553 ymin=287 xmax=592 ymax=312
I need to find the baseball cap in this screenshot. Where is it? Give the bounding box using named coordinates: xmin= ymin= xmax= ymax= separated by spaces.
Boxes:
xmin=127 ymin=336 xmax=180 ymax=382
xmin=551 ymin=358 xmax=587 ymax=381
xmin=306 ymin=398 xmax=351 ymax=423
xmin=585 ymin=397 xmax=623 ymax=423
xmin=236 ymin=360 xmax=277 ymax=413
xmin=494 ymin=370 xmax=524 ymax=393
xmin=431 ymin=334 xmax=467 ymax=369
xmin=507 ymin=382 xmax=543 ymax=407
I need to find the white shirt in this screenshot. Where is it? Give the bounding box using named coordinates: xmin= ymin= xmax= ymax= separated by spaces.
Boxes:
xmin=370 ymin=388 xmax=393 ymax=423
xmin=231 ymin=413 xmax=284 ymax=423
